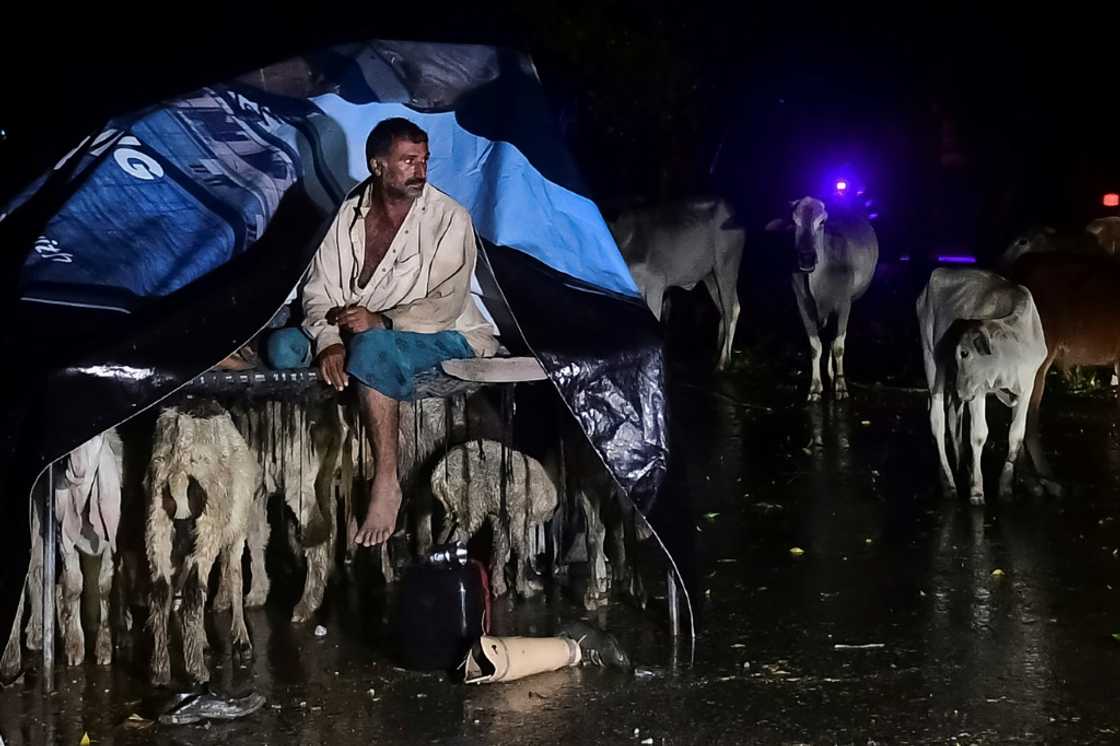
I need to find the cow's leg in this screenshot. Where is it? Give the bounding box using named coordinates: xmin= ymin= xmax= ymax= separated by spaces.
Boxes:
xmin=244 ymin=493 xmax=270 ymax=608
xmin=645 ymin=282 xmax=667 ymax=323
xmin=1112 ymin=361 xmax=1119 ymax=388
xmin=704 ymin=265 xmax=742 ymax=371
xmin=831 ymin=302 xmax=853 ymax=399
xmin=929 ymin=392 xmax=956 ymax=496
xmin=1000 ymin=393 xmax=1031 ymax=500
xmin=58 ymin=544 xmax=84 ymax=666
xmin=947 ymin=396 xmax=963 ymax=466
xmin=1025 ymin=350 xmax=1063 ymax=497
xmin=967 ymin=395 xmax=989 ymax=506
xmin=1 ymin=585 xmax=26 ymax=681
xmin=95 ymin=549 xmax=114 ymax=665
xmin=791 ymin=275 xmax=823 ymax=402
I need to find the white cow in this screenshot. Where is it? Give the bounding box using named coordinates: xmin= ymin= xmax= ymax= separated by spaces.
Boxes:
xmin=916 ymin=268 xmax=1047 ymax=505
xmin=610 ymin=197 xmax=745 ymax=370
xmin=767 ymin=197 xmax=879 ymax=401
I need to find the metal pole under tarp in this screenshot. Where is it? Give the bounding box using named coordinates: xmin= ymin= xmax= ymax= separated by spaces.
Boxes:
xmin=42 ymin=465 xmax=55 ymax=691
xmin=667 ymin=570 xmax=680 ymax=638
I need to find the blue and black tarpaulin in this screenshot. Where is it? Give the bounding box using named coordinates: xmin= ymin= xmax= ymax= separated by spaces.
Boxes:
xmin=0 ymin=41 xmax=676 ymax=637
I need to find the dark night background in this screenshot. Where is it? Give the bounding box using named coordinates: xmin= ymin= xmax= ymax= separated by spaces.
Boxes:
xmin=5 ymin=9 xmax=1120 ymax=743
xmin=2 ymin=2 xmax=1117 ymax=266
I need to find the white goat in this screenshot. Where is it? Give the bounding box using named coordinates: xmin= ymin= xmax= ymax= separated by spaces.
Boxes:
xmin=431 ymin=439 xmax=557 ymax=598
xmin=1 ymin=429 xmax=123 ymax=678
xmin=145 ymin=399 xmax=256 ymax=685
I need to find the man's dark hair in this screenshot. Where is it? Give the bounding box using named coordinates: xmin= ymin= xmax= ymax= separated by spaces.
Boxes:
xmin=366 ymin=118 xmax=428 ymax=164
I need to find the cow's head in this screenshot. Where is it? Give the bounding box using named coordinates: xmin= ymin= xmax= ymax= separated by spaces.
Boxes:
xmin=1001 ymin=225 xmax=1056 ymax=268
xmin=766 ymin=196 xmax=827 ymax=272
xmin=1087 ymin=217 xmax=1120 ymax=256
xmin=953 ymin=321 xmax=1011 ymax=404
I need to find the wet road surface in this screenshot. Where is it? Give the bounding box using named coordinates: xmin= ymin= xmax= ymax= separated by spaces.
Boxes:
xmin=4 ymin=360 xmax=1120 ymax=745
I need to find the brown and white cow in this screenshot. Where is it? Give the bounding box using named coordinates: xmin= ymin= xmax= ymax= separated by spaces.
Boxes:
xmin=1008 ymin=252 xmax=1120 ymax=494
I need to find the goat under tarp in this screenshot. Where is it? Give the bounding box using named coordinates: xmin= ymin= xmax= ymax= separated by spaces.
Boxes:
xmin=0 ymin=40 xmax=678 ymax=638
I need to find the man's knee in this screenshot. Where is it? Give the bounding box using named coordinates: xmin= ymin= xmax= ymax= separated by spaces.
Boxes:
xmin=265 ymin=328 xmax=313 ymax=370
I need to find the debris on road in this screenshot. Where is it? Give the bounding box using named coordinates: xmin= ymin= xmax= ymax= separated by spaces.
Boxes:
xmin=833 ymin=643 xmax=885 ymax=650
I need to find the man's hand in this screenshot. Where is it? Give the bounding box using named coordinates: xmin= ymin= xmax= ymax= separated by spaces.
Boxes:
xmin=316 ymin=343 xmax=348 ymax=391
xmin=336 ymin=306 xmax=385 ymax=334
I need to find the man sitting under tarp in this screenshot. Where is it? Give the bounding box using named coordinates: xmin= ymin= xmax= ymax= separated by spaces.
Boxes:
xmin=265 ymin=117 xmax=498 ymax=548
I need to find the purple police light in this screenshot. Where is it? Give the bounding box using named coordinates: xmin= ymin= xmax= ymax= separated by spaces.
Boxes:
xmin=835 ymin=179 xmax=848 ymax=193
xmin=937 ymin=254 xmax=977 ymax=264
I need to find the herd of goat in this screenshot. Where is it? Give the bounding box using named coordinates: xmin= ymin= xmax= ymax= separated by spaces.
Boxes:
xmin=1 ymin=390 xmax=633 ymax=685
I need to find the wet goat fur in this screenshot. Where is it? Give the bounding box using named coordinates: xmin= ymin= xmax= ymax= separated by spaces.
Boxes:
xmin=145 ymin=399 xmax=256 ymax=685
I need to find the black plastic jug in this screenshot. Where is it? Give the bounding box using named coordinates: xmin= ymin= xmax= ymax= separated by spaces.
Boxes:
xmin=394 ymin=542 xmax=488 ymax=671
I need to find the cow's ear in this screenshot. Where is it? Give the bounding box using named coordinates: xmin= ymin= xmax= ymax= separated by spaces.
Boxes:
xmin=765 ymin=218 xmax=792 ymax=232
xmin=973 ymin=328 xmax=993 ymax=356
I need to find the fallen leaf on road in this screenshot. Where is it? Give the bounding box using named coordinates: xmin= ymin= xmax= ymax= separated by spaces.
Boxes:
xmin=789 ymin=547 xmax=805 ymax=557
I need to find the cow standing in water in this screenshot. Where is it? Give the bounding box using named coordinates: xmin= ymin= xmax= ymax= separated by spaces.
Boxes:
xmin=611 ymin=197 xmax=745 ymax=370
xmin=767 ymin=197 xmax=879 ymax=401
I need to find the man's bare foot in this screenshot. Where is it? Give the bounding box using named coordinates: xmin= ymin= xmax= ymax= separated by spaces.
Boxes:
xmin=353 ymin=476 xmax=402 ymax=547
